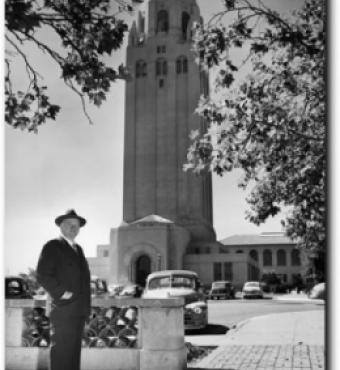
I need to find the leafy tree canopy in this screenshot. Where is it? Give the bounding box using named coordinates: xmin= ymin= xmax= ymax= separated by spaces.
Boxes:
xmin=5 ymin=0 xmax=144 ymax=132
xmin=185 ymin=0 xmax=326 ymax=258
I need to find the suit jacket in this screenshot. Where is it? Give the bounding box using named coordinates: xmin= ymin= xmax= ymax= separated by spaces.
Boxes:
xmin=36 ymin=238 xmax=91 ymax=320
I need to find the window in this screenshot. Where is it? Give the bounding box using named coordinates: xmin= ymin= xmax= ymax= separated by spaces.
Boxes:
xmin=157 ymin=10 xmax=169 ymax=33
xmin=182 ymin=12 xmax=190 ymax=40
xmin=156 ymin=58 xmax=167 ymax=76
xmin=263 ymin=249 xmax=272 ymax=266
xmin=159 ymin=79 xmax=164 ymax=88
xmin=183 ymin=58 xmax=188 ymax=73
xmin=291 ymin=249 xmax=301 ymax=266
xmin=162 ymin=60 xmax=167 ymax=75
xmin=176 ymin=56 xmax=188 ymax=74
xmin=213 ymin=263 xmax=222 ymax=281
xmin=277 ymin=249 xmax=287 ymax=266
xmin=103 ymin=250 xmax=109 ymax=257
xmin=157 ymin=45 xmax=166 ymax=54
xmin=224 ymin=262 xmax=233 ymax=281
xmin=249 ymin=249 xmax=258 ymax=261
xmin=219 ymin=247 xmax=229 ymax=254
xmin=236 ymin=249 xmax=244 ymax=254
xmin=176 ymin=59 xmax=181 ymax=74
xmin=136 ymin=60 xmax=147 ymax=78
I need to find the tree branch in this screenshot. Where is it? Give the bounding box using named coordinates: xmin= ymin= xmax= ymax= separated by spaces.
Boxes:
xmin=5 ymin=34 xmax=42 ymax=83
xmin=64 ymin=80 xmax=94 ymax=125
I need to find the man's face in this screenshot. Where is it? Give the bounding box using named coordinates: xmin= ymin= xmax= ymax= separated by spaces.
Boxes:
xmin=60 ymin=218 xmax=81 ymax=241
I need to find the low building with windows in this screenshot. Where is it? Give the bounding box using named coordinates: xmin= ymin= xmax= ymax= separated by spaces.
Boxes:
xmin=88 ymin=231 xmax=307 ymax=291
xmin=184 ymin=232 xmax=307 ymax=290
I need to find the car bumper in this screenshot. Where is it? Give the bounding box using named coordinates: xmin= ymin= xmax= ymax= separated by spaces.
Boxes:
xmin=184 ymin=310 xmax=208 ymax=330
xmin=243 ymin=291 xmax=263 ymax=298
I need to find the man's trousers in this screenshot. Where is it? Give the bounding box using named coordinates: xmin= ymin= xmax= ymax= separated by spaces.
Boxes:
xmin=50 ymin=315 xmax=86 ymax=370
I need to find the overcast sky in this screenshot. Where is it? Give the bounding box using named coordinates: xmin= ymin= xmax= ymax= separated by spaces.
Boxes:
xmin=4 ymin=0 xmax=305 ymax=275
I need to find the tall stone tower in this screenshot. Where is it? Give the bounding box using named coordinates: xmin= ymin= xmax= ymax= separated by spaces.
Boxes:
xmin=89 ymin=0 xmax=220 ymax=285
xmin=123 ymin=0 xmax=215 ymax=242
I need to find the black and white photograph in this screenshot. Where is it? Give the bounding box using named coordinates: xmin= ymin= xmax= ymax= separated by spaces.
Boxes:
xmin=4 ymin=0 xmax=328 ymax=369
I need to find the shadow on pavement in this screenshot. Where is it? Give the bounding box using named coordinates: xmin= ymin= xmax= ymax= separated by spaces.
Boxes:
xmin=186 ymin=324 xmax=229 ymax=336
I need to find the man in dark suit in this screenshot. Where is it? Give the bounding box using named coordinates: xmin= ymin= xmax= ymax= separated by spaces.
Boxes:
xmin=36 ymin=209 xmax=91 ymax=370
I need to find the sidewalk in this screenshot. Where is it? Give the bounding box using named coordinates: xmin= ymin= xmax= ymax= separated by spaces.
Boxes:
xmin=188 ymin=310 xmax=325 ymax=369
xmin=272 ymin=292 xmax=325 ymax=305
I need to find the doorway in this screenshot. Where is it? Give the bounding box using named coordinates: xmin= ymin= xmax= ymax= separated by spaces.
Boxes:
xmin=135 ymin=255 xmax=151 ymax=287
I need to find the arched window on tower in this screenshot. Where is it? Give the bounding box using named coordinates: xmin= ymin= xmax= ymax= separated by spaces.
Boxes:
xmin=263 ymin=249 xmax=272 ymax=266
xmin=156 ymin=10 xmax=169 ymax=33
xmin=277 ymin=249 xmax=287 ymax=266
xmin=182 ymin=12 xmax=190 ymax=40
xmin=176 ymin=56 xmax=188 ymax=74
xmin=156 ymin=58 xmax=167 ymax=76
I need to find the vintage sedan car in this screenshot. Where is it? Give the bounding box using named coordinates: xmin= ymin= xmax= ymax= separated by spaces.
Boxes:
xmin=142 ymin=270 xmax=208 ymax=330
xmin=91 ymin=276 xmax=108 ymax=297
xmin=5 ymin=276 xmax=33 ymax=299
xmin=119 ymin=284 xmax=143 ymax=298
xmin=309 ymin=282 xmax=325 ymax=300
xmin=209 ymin=280 xmax=235 ymax=300
xmin=242 ymin=281 xmax=264 ymax=299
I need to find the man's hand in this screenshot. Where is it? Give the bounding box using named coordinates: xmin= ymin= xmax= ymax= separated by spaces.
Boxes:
xmin=60 ymin=291 xmax=73 ymax=300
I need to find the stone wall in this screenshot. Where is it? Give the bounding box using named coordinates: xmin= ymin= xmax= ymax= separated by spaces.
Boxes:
xmin=5 ymin=297 xmax=186 ymax=370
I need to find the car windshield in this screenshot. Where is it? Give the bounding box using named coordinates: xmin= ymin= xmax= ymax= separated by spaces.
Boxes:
xmin=212 ymin=282 xmax=230 ymax=288
xmin=148 ymin=275 xmax=196 ymax=289
xmin=245 ymin=282 xmax=259 ymax=287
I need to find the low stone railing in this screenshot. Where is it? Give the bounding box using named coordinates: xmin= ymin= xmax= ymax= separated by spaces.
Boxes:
xmin=6 ymin=297 xmax=186 ymax=370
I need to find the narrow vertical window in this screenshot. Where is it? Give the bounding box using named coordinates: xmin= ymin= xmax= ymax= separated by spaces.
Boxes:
xmin=183 ymin=57 xmax=188 ymax=73
xmin=213 ymin=263 xmax=222 ymax=281
xmin=176 ymin=59 xmax=182 ymax=74
xmin=162 ymin=60 xmax=167 ymax=75
xmin=263 ymin=249 xmax=272 ymax=266
xmin=142 ymin=62 xmax=147 ymax=77
xmin=277 ymin=249 xmax=287 ymax=266
xmin=157 ymin=10 xmax=169 ymax=33
xmin=136 ymin=61 xmax=141 ymax=78
xmin=182 ymin=12 xmax=190 ymax=40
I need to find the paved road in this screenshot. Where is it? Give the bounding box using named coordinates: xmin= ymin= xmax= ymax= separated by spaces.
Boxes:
xmin=186 ymin=298 xmax=324 ymax=335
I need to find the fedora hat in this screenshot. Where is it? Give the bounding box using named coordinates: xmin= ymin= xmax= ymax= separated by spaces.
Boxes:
xmin=55 ymin=209 xmax=86 ymax=227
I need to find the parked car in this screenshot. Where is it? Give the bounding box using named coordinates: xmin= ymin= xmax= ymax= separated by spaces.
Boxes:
xmin=91 ymin=276 xmax=108 ymax=297
xmin=5 ymin=276 xmax=33 ymax=299
xmin=242 ymin=281 xmax=264 ymax=299
xmin=108 ymin=283 xmax=124 ymax=297
xmin=309 ymin=282 xmax=325 ymax=299
xmin=119 ymin=284 xmax=143 ymax=298
xmin=208 ymin=281 xmax=235 ymax=300
xmin=143 ymin=270 xmax=208 ymax=330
